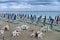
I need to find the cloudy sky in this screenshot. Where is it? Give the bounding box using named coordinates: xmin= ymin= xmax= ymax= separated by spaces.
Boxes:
xmin=0 ymin=0 xmax=60 ymax=11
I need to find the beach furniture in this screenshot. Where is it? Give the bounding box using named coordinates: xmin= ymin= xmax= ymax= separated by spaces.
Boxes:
xmin=15 ymin=26 xmax=22 ymax=32
xmin=17 ymin=14 xmax=24 ymax=22
xmin=2 ymin=25 xmax=9 ymax=31
xmin=13 ymin=14 xmax=16 ymax=20
xmin=12 ymin=20 xmax=20 ymax=24
xmin=56 ymin=16 xmax=59 ymax=24
xmin=55 ymin=28 xmax=60 ymax=32
xmin=12 ymin=14 xmax=17 ymax=23
xmin=43 ymin=16 xmax=46 ymax=26
xmin=30 ymin=14 xmax=34 ymax=23
xmin=0 ymin=29 xmax=4 ymax=37
xmin=50 ymin=18 xmax=54 ymax=29
xmin=36 ymin=16 xmax=42 ymax=24
xmin=27 ymin=14 xmax=30 ymax=19
xmin=12 ymin=30 xmax=20 ymax=37
xmin=21 ymin=25 xmax=29 ymax=30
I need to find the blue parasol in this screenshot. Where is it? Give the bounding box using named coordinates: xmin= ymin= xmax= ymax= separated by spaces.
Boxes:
xmin=43 ymin=16 xmax=46 ymax=26
xmin=36 ymin=16 xmax=42 ymax=24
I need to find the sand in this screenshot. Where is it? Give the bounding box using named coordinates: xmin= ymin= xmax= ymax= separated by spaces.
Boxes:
xmin=0 ymin=20 xmax=60 ymax=40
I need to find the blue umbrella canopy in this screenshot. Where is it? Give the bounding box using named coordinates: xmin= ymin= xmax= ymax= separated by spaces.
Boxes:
xmin=49 ymin=16 xmax=52 ymax=19
xmin=43 ymin=16 xmax=46 ymax=26
xmin=8 ymin=14 xmax=10 ymax=19
xmin=13 ymin=14 xmax=16 ymax=20
xmin=27 ymin=14 xmax=30 ymax=19
xmin=1 ymin=14 xmax=3 ymax=18
xmin=24 ymin=14 xmax=27 ymax=18
xmin=18 ymin=14 xmax=21 ymax=18
xmin=31 ymin=14 xmax=33 ymax=18
xmin=31 ymin=14 xmax=34 ymax=20
xmin=49 ymin=16 xmax=52 ymax=22
xmin=38 ymin=15 xmax=42 ymax=21
xmin=50 ymin=18 xmax=54 ymax=24
xmin=36 ymin=15 xmax=42 ymax=24
xmin=3 ymin=14 xmax=5 ymax=18
xmin=44 ymin=16 xmax=46 ymax=22
xmin=30 ymin=14 xmax=34 ymax=23
xmin=22 ymin=14 xmax=24 ymax=17
xmin=50 ymin=18 xmax=54 ymax=29
xmin=33 ymin=15 xmax=36 ymax=20
xmin=19 ymin=14 xmax=23 ymax=18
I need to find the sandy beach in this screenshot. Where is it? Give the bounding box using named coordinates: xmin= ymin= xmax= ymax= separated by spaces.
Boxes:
xmin=0 ymin=20 xmax=60 ymax=40
xmin=0 ymin=0 xmax=60 ymax=40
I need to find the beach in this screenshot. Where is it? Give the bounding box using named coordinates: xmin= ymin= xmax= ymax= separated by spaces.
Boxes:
xmin=0 ymin=20 xmax=60 ymax=40
xmin=0 ymin=0 xmax=60 ymax=40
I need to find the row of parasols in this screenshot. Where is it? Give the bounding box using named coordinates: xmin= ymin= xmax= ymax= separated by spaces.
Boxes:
xmin=0 ymin=13 xmax=60 ymax=29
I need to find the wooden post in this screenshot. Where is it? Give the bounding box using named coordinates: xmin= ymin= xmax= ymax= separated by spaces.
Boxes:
xmin=3 ymin=36 xmax=4 ymax=40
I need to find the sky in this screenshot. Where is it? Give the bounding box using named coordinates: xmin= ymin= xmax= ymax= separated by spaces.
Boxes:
xmin=0 ymin=0 xmax=60 ymax=11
